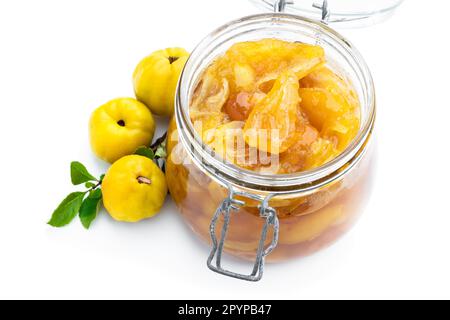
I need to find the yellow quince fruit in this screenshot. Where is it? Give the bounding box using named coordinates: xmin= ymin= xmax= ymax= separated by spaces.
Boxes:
xmin=89 ymin=98 xmax=155 ymax=163
xmin=133 ymin=47 xmax=189 ymax=117
xmin=102 ymin=155 xmax=168 ymax=222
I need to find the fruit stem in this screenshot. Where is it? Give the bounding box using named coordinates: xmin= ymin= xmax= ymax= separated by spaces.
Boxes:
xmin=137 ymin=176 xmax=152 ymax=185
xmin=150 ymin=132 xmax=167 ymax=151
xmin=90 ymin=181 xmax=102 ymax=191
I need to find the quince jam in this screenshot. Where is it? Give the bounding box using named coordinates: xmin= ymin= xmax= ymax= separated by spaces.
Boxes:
xmin=190 ymin=39 xmax=360 ymax=173
xmin=166 ymin=38 xmax=373 ymax=262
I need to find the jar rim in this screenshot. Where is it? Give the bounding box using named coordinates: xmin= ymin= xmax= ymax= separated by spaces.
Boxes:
xmin=175 ymin=13 xmax=376 ymax=193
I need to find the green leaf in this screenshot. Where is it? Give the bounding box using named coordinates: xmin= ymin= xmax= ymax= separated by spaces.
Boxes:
xmin=85 ymin=182 xmax=96 ymax=189
xmin=79 ymin=189 xmax=102 ymax=229
xmin=71 ymin=162 xmax=97 ymax=185
xmin=48 ymin=192 xmax=86 ymax=227
xmin=99 ymin=174 xmax=105 ymax=182
xmin=135 ymin=146 xmax=155 ymax=160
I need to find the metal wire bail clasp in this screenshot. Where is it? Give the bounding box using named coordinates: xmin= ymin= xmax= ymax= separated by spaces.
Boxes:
xmin=274 ymin=1 xmax=330 ymax=24
xmin=207 ymin=187 xmax=279 ymax=282
xmin=274 ymin=0 xmax=294 ymax=13
xmin=313 ymin=0 xmax=331 ymax=24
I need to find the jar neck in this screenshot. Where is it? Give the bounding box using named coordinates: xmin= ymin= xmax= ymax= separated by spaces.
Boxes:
xmin=175 ymin=13 xmax=375 ymax=194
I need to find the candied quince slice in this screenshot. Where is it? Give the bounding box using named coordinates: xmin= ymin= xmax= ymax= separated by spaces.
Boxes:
xmin=191 ymin=71 xmax=230 ymax=113
xmin=277 ymin=124 xmax=319 ymax=174
xmin=190 ymin=111 xmax=229 ymax=142
xmin=233 ymin=63 xmax=256 ymax=90
xmin=278 ymin=204 xmax=345 ymax=245
xmin=322 ymin=113 xmax=360 ymax=151
xmin=226 ymin=39 xmax=325 ymax=80
xmin=300 ymin=66 xmax=360 ymax=112
xmin=299 ymin=87 xmax=360 ymax=151
xmin=244 ymin=71 xmax=300 ymax=154
xmin=300 ymin=67 xmax=361 ymax=151
xmin=303 ymin=137 xmax=339 ymax=170
xmin=205 ymin=121 xmax=247 ymax=165
xmin=225 ymin=92 xmax=253 ymax=122
xmin=224 ymin=91 xmax=267 ymax=122
xmin=299 ymin=88 xmax=351 ymax=130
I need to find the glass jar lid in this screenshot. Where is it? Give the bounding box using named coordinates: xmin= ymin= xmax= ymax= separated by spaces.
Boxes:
xmin=250 ymin=0 xmax=404 ymax=27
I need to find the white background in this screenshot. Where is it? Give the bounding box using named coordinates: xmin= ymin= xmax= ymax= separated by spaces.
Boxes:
xmin=0 ymin=0 xmax=449 ymax=300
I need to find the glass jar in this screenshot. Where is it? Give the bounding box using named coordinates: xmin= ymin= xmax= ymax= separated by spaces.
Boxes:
xmin=166 ymin=11 xmax=375 ymax=281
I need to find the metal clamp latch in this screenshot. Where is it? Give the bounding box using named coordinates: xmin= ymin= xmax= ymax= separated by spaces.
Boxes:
xmin=274 ymin=0 xmax=294 ymax=13
xmin=314 ymin=0 xmax=330 ymax=24
xmin=207 ymin=187 xmax=279 ymax=282
xmin=274 ymin=0 xmax=331 ymax=24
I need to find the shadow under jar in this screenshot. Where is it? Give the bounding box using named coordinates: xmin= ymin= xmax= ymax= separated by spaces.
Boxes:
xmin=166 ymin=14 xmax=375 ymax=281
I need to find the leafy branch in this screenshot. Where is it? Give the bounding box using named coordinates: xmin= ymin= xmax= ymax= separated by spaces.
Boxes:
xmin=48 ymin=133 xmax=168 ymax=229
xmin=48 ymin=162 xmax=104 ymax=229
xmin=134 ymin=132 xmax=167 ymax=171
